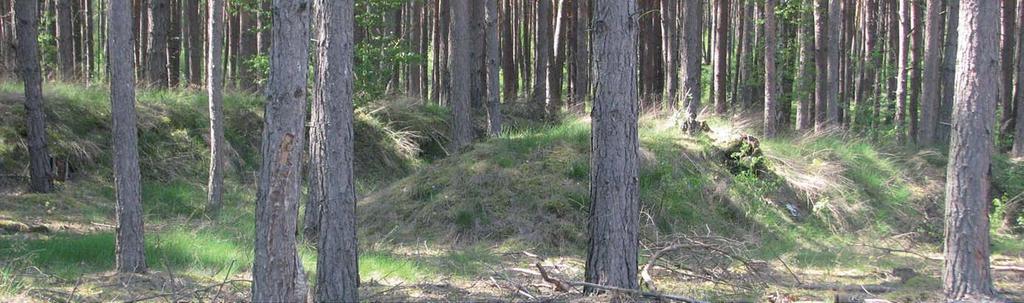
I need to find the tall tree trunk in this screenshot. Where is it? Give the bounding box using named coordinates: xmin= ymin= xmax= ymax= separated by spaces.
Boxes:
xmin=942 ymin=0 xmax=1000 ymax=300
xmin=251 ymin=0 xmax=311 ymax=300
xmin=895 ymin=0 xmax=910 ymax=140
xmin=681 ymin=0 xmax=703 ymax=129
xmin=939 ymin=0 xmax=959 ymax=143
xmin=205 ymin=0 xmax=225 ymax=214
xmin=15 ymin=0 xmax=53 ymax=193
xmin=186 ymin=0 xmax=202 ymax=86
xmin=734 ymin=1 xmax=752 ymax=108
xmin=55 ymin=0 xmax=73 ymax=79
xmin=167 ymin=0 xmax=180 ymax=86
xmin=1003 ymin=0 xmax=1024 ymax=229
xmin=146 ymin=0 xmax=168 ymax=87
xmin=763 ymin=0 xmax=778 ymax=138
xmin=530 ymin=0 xmax=552 ymax=119
xmin=909 ymin=0 xmax=923 ymax=142
xmin=84 ymin=0 xmax=94 ymax=80
xmin=449 ymin=0 xmax=473 ymax=151
xmin=813 ymin=0 xmax=828 ymax=130
xmin=570 ymin=0 xmax=589 ymax=111
xmin=432 ymin=0 xmax=450 ymax=104
xmin=500 ymin=0 xmax=517 ymax=102
xmin=238 ymin=6 xmax=257 ymax=90
xmin=485 ymin=0 xmax=502 ymax=135
xmin=826 ymin=0 xmax=840 ymax=127
xmin=547 ymin=0 xmax=568 ymax=116
xmin=1002 ymin=0 xmax=1018 ymax=133
xmin=109 ymin=0 xmax=146 ymax=274
xmin=311 ymin=0 xmax=358 ymax=300
xmin=918 ymin=0 xmax=942 ymax=145
xmin=469 ymin=1 xmax=485 ymax=109
xmin=855 ymin=0 xmax=879 ymax=132
xmin=795 ymin=8 xmax=814 ymax=131
xmin=713 ymin=0 xmax=728 ymax=114
xmin=585 ymin=0 xmax=639 ymax=292
xmin=660 ymin=0 xmax=678 ymax=108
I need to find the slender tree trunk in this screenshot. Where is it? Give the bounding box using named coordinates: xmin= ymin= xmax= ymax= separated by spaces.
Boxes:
xmin=15 ymin=0 xmax=53 ymax=193
xmin=145 ymin=0 xmax=168 ymax=87
xmin=942 ymin=0 xmax=1001 ymax=300
xmin=713 ymin=0 xmax=729 ymax=114
xmin=735 ymin=1 xmax=752 ymax=109
xmin=485 ymin=0 xmax=502 ymax=135
xmin=918 ymin=0 xmax=942 ymax=145
xmin=167 ymin=0 xmax=180 ymax=86
xmin=251 ymin=0 xmax=311 ymax=300
xmin=205 ymin=0 xmax=224 ymax=214
xmin=795 ymin=8 xmax=813 ymax=131
xmin=660 ymin=0 xmax=678 ymax=108
xmin=186 ymin=0 xmax=201 ymax=86
xmin=895 ymin=0 xmax=910 ymax=140
xmin=1003 ymin=0 xmax=1024 ymax=229
xmin=909 ymin=0 xmax=923 ymax=142
xmin=681 ymin=0 xmax=703 ymax=129
xmin=825 ymin=0 xmax=840 ymax=127
xmin=1002 ymin=0 xmax=1018 ymax=133
xmin=531 ymin=0 xmax=552 ymax=119
xmin=238 ymin=6 xmax=257 ymax=90
xmin=585 ymin=0 xmax=639 ymax=293
xmin=939 ymin=0 xmax=959 ymax=143
xmin=763 ymin=0 xmax=778 ymax=138
xmin=311 ymin=0 xmax=358 ymax=300
xmin=84 ymin=0 xmax=94 ymax=80
xmin=501 ymin=0 xmax=517 ymax=102
xmin=855 ymin=0 xmax=879 ymax=132
xmin=449 ymin=0 xmax=473 ymax=151
xmin=109 ymin=0 xmax=146 ymax=274
xmin=570 ymin=0 xmax=589 ymax=111
xmin=55 ymin=0 xmax=73 ymax=79
xmin=813 ymin=0 xmax=828 ymax=130
xmin=548 ymin=0 xmax=568 ymax=116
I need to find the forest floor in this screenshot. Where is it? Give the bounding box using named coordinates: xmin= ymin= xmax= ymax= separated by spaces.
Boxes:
xmin=1 ymin=83 xmax=1024 ymax=302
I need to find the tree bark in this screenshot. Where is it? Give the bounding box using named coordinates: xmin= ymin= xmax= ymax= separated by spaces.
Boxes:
xmin=813 ymin=0 xmax=828 ymax=131
xmin=681 ymin=0 xmax=703 ymax=127
xmin=449 ymin=0 xmax=473 ymax=151
xmin=238 ymin=6 xmax=258 ymax=90
xmin=501 ymin=0 xmax=518 ymax=102
xmin=547 ymin=0 xmax=568 ymax=116
xmin=918 ymin=0 xmax=942 ymax=145
xmin=585 ymin=0 xmax=639 ymax=293
xmin=531 ymin=0 xmax=552 ymax=119
xmin=1002 ymin=0 xmax=1018 ymax=133
xmin=855 ymin=0 xmax=879 ymax=132
xmin=485 ymin=0 xmax=502 ymax=136
xmin=570 ymin=0 xmax=589 ymax=111
xmin=1015 ymin=0 xmax=1024 ymax=158
xmin=825 ymin=0 xmax=840 ymax=127
xmin=167 ymin=0 xmax=180 ymax=87
xmin=939 ymin=0 xmax=959 ymax=143
xmin=712 ymin=0 xmax=728 ymax=114
xmin=942 ymin=0 xmax=1001 ymax=300
xmin=205 ymin=0 xmax=224 ymax=215
xmin=795 ymin=7 xmax=813 ymax=131
xmin=895 ymin=0 xmax=910 ymax=141
xmin=311 ymin=0 xmax=358 ymax=300
xmin=763 ymin=0 xmax=778 ymax=138
xmin=15 ymin=0 xmax=53 ymax=193
xmin=55 ymin=0 xmax=73 ymax=79
xmin=909 ymin=0 xmax=923 ymax=142
xmin=145 ymin=0 xmax=168 ymax=87
xmin=186 ymin=0 xmax=202 ymax=86
xmin=109 ymin=0 xmax=147 ymax=274
xmin=251 ymin=0 xmax=310 ymax=300
xmin=660 ymin=0 xmax=678 ymax=108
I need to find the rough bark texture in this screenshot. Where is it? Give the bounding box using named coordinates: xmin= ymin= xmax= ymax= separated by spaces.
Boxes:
xmin=909 ymin=0 xmax=923 ymax=142
xmin=187 ymin=0 xmax=202 ymax=86
xmin=109 ymin=0 xmax=147 ymax=274
xmin=1005 ymin=0 xmax=1024 ymax=229
xmin=251 ymin=0 xmax=310 ymax=301
xmin=763 ymin=0 xmax=778 ymax=138
xmin=795 ymin=8 xmax=814 ymax=131
xmin=585 ymin=0 xmax=639 ymax=293
xmin=206 ymin=0 xmax=225 ymax=214
xmin=895 ymin=0 xmax=910 ymax=140
xmin=1002 ymin=0 xmax=1018 ymax=132
xmin=825 ymin=0 xmax=840 ymax=127
xmin=712 ymin=0 xmax=728 ymax=114
xmin=940 ymin=0 xmax=959 ymax=143
xmin=167 ymin=0 xmax=181 ymax=86
xmin=531 ymin=0 xmax=552 ymax=119
xmin=449 ymin=0 xmax=473 ymax=152
xmin=146 ymin=0 xmax=169 ymax=87
xmin=918 ymin=0 xmax=942 ymax=145
xmin=660 ymin=0 xmax=678 ymax=108
xmin=312 ymin=0 xmax=358 ymax=300
xmin=55 ymin=0 xmax=74 ymax=79
xmin=813 ymin=0 xmax=828 ymax=131
xmin=855 ymin=0 xmax=879 ymax=132
xmin=942 ymin=0 xmax=1001 ymax=300
xmin=570 ymin=0 xmax=589 ymax=111
xmin=485 ymin=0 xmax=502 ymax=136
xmin=15 ymin=0 xmax=53 ymax=193
xmin=680 ymin=0 xmax=702 ymax=126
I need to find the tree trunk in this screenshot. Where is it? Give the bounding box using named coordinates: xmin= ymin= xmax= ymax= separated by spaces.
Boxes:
xmin=942 ymin=0 xmax=1001 ymax=300
xmin=681 ymin=0 xmax=703 ymax=127
xmin=109 ymin=0 xmax=147 ymax=274
xmin=825 ymin=0 xmax=840 ymax=127
xmin=1003 ymin=0 xmax=1024 ymax=229
xmin=186 ymin=0 xmax=202 ymax=86
xmin=813 ymin=0 xmax=828 ymax=130
xmin=713 ymin=0 xmax=728 ymax=114
xmin=570 ymin=0 xmax=589 ymax=111
xmin=531 ymin=0 xmax=552 ymax=119
xmin=1002 ymin=0 xmax=1018 ymax=133
xmin=167 ymin=0 xmax=180 ymax=87
xmin=548 ymin=0 xmax=568 ymax=116
xmin=939 ymin=0 xmax=958 ymax=143
xmin=15 ymin=0 xmax=53 ymax=193
xmin=895 ymin=0 xmax=910 ymax=140
xmin=660 ymin=0 xmax=678 ymax=108
xmin=909 ymin=0 xmax=923 ymax=142
xmin=585 ymin=0 xmax=639 ymax=293
xmin=449 ymin=0 xmax=473 ymax=151
xmin=763 ymin=0 xmax=778 ymax=138
xmin=855 ymin=0 xmax=879 ymax=132
xmin=311 ymin=0 xmax=358 ymax=300
xmin=238 ymin=6 xmax=257 ymax=90
xmin=55 ymin=0 xmax=73 ymax=79
xmin=485 ymin=0 xmax=502 ymax=136
xmin=146 ymin=0 xmax=168 ymax=87
xmin=251 ymin=0 xmax=310 ymax=300
xmin=205 ymin=0 xmax=224 ymax=214
xmin=501 ymin=0 xmax=518 ymax=102
xmin=795 ymin=7 xmax=813 ymax=131
xmin=918 ymin=0 xmax=942 ymax=145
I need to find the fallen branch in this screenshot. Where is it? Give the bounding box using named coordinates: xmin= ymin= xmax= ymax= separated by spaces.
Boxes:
xmin=641 ymin=244 xmax=694 ymax=291
xmin=795 ymin=283 xmax=896 ymax=294
xmin=535 ymin=263 xmax=709 ymax=303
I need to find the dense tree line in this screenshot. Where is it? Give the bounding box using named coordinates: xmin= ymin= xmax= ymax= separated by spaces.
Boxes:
xmin=4 ymin=0 xmax=1021 ymax=300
